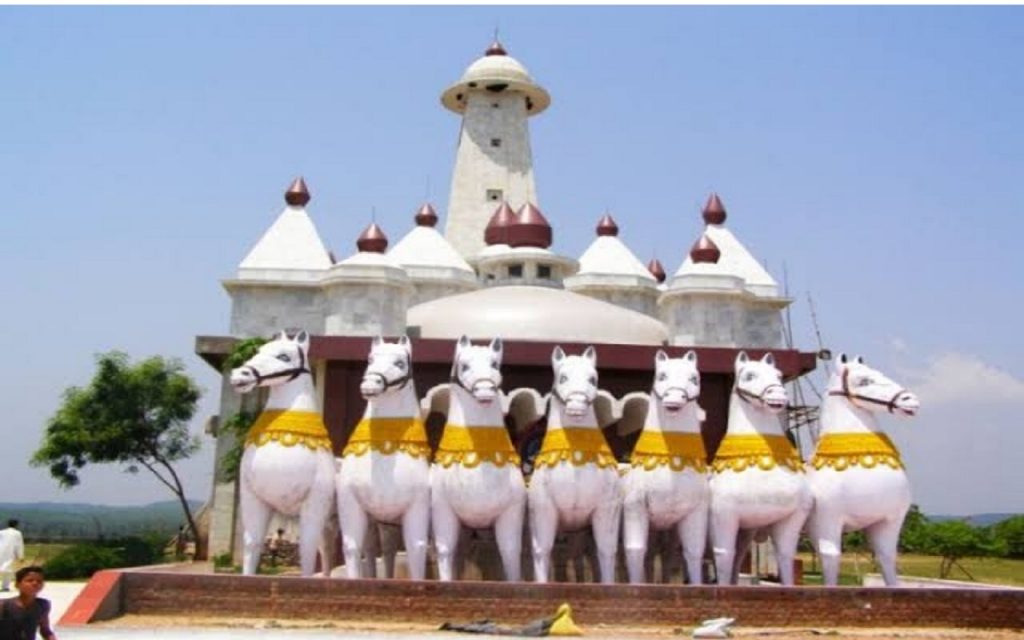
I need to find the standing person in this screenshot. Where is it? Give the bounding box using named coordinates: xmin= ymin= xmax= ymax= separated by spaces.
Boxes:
xmin=0 ymin=521 xmax=24 ymax=592
xmin=0 ymin=566 xmax=57 ymax=640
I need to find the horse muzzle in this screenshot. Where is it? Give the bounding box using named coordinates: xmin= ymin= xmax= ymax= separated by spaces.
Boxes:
xmin=472 ymin=382 xmax=498 ymax=404
xmin=762 ymin=387 xmax=788 ymax=413
xmin=660 ymin=389 xmax=691 ymax=413
xmin=895 ymin=393 xmax=920 ymax=417
xmin=360 ymin=377 xmax=385 ymax=398
xmin=229 ymin=368 xmax=257 ymax=394
xmin=563 ymin=394 xmax=592 ymax=417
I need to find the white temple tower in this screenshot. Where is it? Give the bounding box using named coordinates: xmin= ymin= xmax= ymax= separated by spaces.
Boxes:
xmin=441 ymin=40 xmax=550 ymax=259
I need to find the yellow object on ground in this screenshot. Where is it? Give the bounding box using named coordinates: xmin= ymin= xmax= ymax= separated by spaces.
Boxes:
xmin=548 ymin=602 xmax=583 ymax=636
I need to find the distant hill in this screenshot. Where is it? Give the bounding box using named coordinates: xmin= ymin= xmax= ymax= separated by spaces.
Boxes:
xmin=0 ymin=500 xmax=204 ymax=540
xmin=929 ymin=513 xmax=1017 ymax=527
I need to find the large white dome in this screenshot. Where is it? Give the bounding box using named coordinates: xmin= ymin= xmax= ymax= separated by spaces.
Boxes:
xmin=407 ymin=285 xmax=668 ymax=345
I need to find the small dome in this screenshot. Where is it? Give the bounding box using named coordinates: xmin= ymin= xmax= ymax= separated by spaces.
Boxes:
xmin=509 ymin=203 xmax=552 ymax=249
xmin=647 ymin=258 xmax=666 ymax=283
xmin=485 ymin=39 xmax=507 ymax=56
xmin=484 ymin=201 xmax=518 ymax=246
xmin=357 ymin=223 xmax=388 ymax=253
xmin=690 ymin=234 xmax=721 ymax=264
xmin=415 ymin=202 xmax=438 ymax=227
xmin=285 ymin=177 xmax=310 ymax=207
xmin=596 ymin=214 xmax=619 ymax=237
xmin=702 ymin=193 xmax=727 ymax=225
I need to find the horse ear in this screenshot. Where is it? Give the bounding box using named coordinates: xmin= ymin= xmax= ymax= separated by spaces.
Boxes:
xmin=551 ymin=346 xmax=566 ymax=368
xmin=398 ymin=335 xmax=412 ymax=355
xmin=837 ymin=352 xmax=849 ymax=365
xmin=490 ymin=336 xmax=503 ymax=356
xmin=735 ymin=351 xmax=749 ymax=368
xmin=855 ymin=355 xmax=865 ymax=365
xmin=583 ymin=346 xmax=597 ymax=366
xmin=684 ymin=349 xmax=698 ymax=365
xmin=275 ymin=330 xmax=288 ymax=341
xmin=295 ymin=330 xmax=309 ymax=346
xmin=457 ymin=335 xmax=471 ymax=350
xmin=372 ymin=335 xmax=383 ymax=349
xmin=655 ymin=349 xmax=669 ymax=364
xmin=762 ymin=352 xmax=776 ymax=367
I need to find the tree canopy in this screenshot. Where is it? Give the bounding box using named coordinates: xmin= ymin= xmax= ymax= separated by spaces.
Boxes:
xmin=32 ymin=351 xmax=205 ymax=556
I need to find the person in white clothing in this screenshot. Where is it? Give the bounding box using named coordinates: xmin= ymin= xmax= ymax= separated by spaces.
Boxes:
xmin=0 ymin=519 xmax=25 ymax=591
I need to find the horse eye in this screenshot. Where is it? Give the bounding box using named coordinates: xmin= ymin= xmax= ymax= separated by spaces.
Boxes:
xmin=396 ymin=360 xmax=407 ymax=370
xmin=690 ymin=375 xmax=699 ymax=384
xmin=461 ymin=363 xmax=470 ymax=372
xmin=588 ymin=376 xmax=597 ymax=386
xmin=491 ymin=360 xmax=498 ymax=369
xmin=559 ymin=374 xmax=567 ymax=384
xmin=276 ymin=354 xmax=290 ymax=362
xmin=657 ymin=373 xmax=667 ymax=381
xmin=858 ymin=378 xmax=872 ymax=387
xmin=744 ymin=372 xmax=756 ymax=382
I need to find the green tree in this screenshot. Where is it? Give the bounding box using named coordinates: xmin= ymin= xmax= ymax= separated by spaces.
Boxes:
xmin=898 ymin=504 xmax=930 ymax=552
xmin=991 ymin=515 xmax=1024 ymax=559
xmin=218 ymin=337 xmax=267 ymax=483
xmin=921 ymin=520 xmax=1002 ymax=580
xmin=32 ymin=351 xmax=205 ymax=557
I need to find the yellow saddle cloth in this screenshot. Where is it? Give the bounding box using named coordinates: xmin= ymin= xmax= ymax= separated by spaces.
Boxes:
xmin=711 ymin=433 xmax=803 ymax=473
xmin=435 ymin=424 xmax=522 ymax=468
xmin=630 ymin=430 xmax=707 ymax=472
xmin=342 ymin=416 xmax=431 ymax=460
xmin=533 ymin=427 xmax=618 ymax=470
xmin=811 ymin=431 xmax=904 ymax=471
xmin=245 ymin=410 xmax=333 ymax=452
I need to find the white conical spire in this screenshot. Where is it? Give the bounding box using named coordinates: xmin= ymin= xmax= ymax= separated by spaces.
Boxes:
xmin=237 ymin=177 xmax=332 ymax=282
xmin=672 ymin=225 xmax=778 ymax=297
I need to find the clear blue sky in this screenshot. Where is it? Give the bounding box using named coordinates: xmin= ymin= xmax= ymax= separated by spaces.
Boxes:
xmin=1 ymin=6 xmax=1022 ymax=514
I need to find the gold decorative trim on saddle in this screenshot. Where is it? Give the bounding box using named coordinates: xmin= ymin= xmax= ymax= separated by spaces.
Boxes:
xmin=711 ymin=434 xmax=803 ymax=473
xmin=435 ymin=425 xmax=521 ymax=468
xmin=533 ymin=427 xmax=618 ymax=470
xmin=630 ymin=431 xmax=708 ymax=472
xmin=811 ymin=431 xmax=904 ymax=471
xmin=245 ymin=410 xmax=333 ymax=452
xmin=342 ymin=416 xmax=431 ymax=460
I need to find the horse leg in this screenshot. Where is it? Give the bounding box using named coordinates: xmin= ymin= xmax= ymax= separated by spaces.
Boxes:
xmin=431 ymin=481 xmax=461 ymax=582
xmin=297 ymin=457 xmax=336 ymax=577
xmin=807 ymin=509 xmax=845 ymax=587
xmin=592 ymin=490 xmax=622 ymax=585
xmin=337 ymin=485 xmax=368 ymax=579
xmin=622 ymin=487 xmax=649 ymax=584
xmin=771 ymin=509 xmax=809 ymax=586
xmin=494 ymin=495 xmax=526 ymax=582
xmin=678 ymin=505 xmax=709 ymax=586
xmin=528 ymin=485 xmax=558 ymax=584
xmin=710 ymin=510 xmax=739 ymax=586
xmin=866 ymin=517 xmax=904 ymax=586
xmin=239 ymin=483 xmax=273 ymax=576
xmin=380 ymin=524 xmax=400 ymax=579
xmin=401 ymin=489 xmax=431 ymax=580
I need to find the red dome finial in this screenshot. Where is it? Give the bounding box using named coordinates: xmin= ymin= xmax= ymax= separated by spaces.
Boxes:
xmin=690 ymin=234 xmax=721 ymax=264
xmin=357 ymin=223 xmax=388 ymax=253
xmin=484 ymin=201 xmax=517 ymax=245
xmin=509 ymin=203 xmax=553 ymax=249
xmin=702 ymin=193 xmax=727 ymax=225
xmin=485 ymin=39 xmax=507 ymax=56
xmin=647 ymin=258 xmax=666 ymax=283
xmin=596 ymin=213 xmax=619 ymax=237
xmin=415 ymin=203 xmax=438 ymax=227
xmin=285 ymin=177 xmax=310 ymax=207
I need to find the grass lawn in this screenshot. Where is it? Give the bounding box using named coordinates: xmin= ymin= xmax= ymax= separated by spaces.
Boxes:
xmin=799 ymin=552 xmax=1024 ymax=587
xmin=23 ymin=542 xmax=73 ymax=566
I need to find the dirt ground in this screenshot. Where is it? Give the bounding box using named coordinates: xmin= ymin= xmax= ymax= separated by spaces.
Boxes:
xmin=98 ymin=615 xmax=1023 ymax=639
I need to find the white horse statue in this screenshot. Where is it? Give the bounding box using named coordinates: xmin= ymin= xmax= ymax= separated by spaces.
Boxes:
xmin=335 ymin=336 xmax=431 ymax=579
xmin=806 ymin=353 xmax=920 ymax=586
xmin=622 ymin=350 xmax=709 ymax=584
xmin=709 ymin=352 xmax=811 ymax=585
xmin=229 ymin=330 xmax=336 ymax=576
xmin=528 ymin=346 xmax=621 ymax=584
xmin=432 ymin=335 xmax=527 ymax=581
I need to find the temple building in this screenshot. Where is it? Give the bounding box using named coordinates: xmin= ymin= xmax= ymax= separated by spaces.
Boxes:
xmin=197 ymin=40 xmax=816 ymax=561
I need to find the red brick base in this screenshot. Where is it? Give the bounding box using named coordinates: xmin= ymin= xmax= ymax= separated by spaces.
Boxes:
xmin=98 ymin=571 xmax=1024 ymax=629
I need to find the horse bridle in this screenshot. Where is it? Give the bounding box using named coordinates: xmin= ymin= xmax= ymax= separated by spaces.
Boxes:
xmin=364 ymin=354 xmax=412 ymax=392
xmin=653 ymin=384 xmax=692 ymax=403
xmin=828 ymin=367 xmax=906 ymax=413
xmin=241 ymin=347 xmax=310 ymax=385
xmin=450 ymin=362 xmax=499 ymax=396
xmin=734 ymin=367 xmax=784 ymax=406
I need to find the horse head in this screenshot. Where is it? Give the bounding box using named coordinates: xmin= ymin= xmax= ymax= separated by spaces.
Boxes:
xmin=551 ymin=345 xmax=598 ymax=418
xmin=361 ymin=335 xmax=413 ymax=399
xmin=829 ymin=353 xmax=920 ymax=417
xmin=733 ymin=351 xmax=787 ymax=413
xmin=230 ymin=329 xmax=311 ymax=394
xmin=450 ymin=335 xmax=503 ymax=405
xmin=652 ymin=349 xmax=700 ymax=413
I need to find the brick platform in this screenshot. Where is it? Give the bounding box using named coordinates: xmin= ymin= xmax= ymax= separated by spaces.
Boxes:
xmin=84 ymin=571 xmax=1024 ymax=629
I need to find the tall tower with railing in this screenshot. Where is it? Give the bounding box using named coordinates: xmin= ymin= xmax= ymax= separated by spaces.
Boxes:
xmin=441 ymin=40 xmax=550 ymax=259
